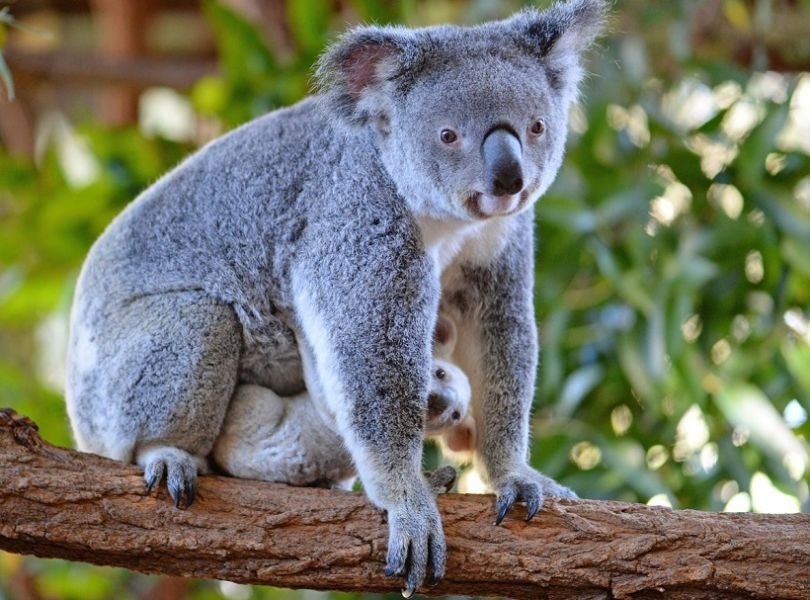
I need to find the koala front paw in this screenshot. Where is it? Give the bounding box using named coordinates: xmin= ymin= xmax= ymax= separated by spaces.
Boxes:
xmin=492 ymin=466 xmax=577 ymax=525
xmin=384 ymin=486 xmax=446 ymax=597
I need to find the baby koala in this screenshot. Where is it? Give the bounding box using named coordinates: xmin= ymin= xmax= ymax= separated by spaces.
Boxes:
xmin=430 ymin=313 xmax=476 ymax=460
xmin=212 ymin=315 xmax=472 ymax=489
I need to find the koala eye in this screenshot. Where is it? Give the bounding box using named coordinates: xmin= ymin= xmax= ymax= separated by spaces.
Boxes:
xmin=439 ymin=129 xmax=458 ymax=144
xmin=435 ymin=367 xmax=446 ymax=380
xmin=530 ymin=119 xmax=546 ymax=136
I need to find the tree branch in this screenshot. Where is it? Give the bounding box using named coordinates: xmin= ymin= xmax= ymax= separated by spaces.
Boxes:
xmin=1 ymin=408 xmax=809 ymax=600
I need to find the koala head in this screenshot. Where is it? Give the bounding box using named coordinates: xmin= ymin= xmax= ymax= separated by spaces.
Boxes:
xmin=317 ymin=0 xmax=606 ymax=221
xmin=432 ymin=312 xmax=457 ymax=359
xmin=425 ymin=357 xmax=470 ymax=435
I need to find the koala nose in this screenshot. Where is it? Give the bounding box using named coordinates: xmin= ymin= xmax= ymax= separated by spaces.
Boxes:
xmin=492 ymin=168 xmax=523 ymax=197
xmin=427 ymin=392 xmax=448 ymax=417
xmin=482 ymin=127 xmax=524 ymax=197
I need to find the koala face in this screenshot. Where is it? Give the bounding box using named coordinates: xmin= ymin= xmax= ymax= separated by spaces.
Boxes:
xmin=318 ymin=0 xmax=606 ymax=221
xmin=391 ymin=52 xmax=570 ymax=222
xmin=425 ymin=357 xmax=471 ymax=435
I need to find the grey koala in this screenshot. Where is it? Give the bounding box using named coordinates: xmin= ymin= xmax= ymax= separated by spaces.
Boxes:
xmin=211 ymin=315 xmax=471 ymax=489
xmin=65 ymin=0 xmax=605 ymax=594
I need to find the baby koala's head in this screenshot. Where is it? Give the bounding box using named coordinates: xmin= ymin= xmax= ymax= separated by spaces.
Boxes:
xmin=425 ymin=357 xmax=470 ymax=435
xmin=424 ymin=313 xmax=471 ymax=435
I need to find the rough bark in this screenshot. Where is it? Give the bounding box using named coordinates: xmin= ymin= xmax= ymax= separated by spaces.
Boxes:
xmin=1 ymin=408 xmax=809 ymax=600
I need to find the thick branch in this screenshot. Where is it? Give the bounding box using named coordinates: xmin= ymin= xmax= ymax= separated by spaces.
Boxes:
xmin=1 ymin=409 xmax=809 ymax=600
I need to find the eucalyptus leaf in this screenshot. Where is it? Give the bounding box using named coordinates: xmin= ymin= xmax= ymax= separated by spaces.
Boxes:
xmin=714 ymin=383 xmax=808 ymax=469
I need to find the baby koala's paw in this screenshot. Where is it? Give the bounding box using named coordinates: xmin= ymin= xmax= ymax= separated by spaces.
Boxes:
xmin=425 ymin=358 xmax=471 ymax=435
xmin=425 ymin=465 xmax=457 ymax=494
xmin=137 ymin=446 xmax=206 ymax=509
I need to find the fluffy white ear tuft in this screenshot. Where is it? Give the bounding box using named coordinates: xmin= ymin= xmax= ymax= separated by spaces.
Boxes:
xmin=315 ymin=26 xmax=424 ymax=127
xmin=512 ymin=0 xmax=609 ymax=98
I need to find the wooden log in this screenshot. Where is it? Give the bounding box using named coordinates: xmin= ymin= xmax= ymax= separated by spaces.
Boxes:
xmin=1 ymin=408 xmax=809 ymax=600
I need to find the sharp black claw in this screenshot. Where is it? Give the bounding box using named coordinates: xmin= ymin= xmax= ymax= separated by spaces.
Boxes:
xmin=145 ymin=476 xmax=157 ymax=494
xmin=526 ymin=497 xmax=541 ymax=521
xmin=495 ymin=501 xmax=510 ymax=525
xmin=168 ymin=482 xmax=183 ymax=508
xmin=184 ymin=481 xmax=196 ymax=507
xmin=427 ymin=573 xmax=442 ymax=587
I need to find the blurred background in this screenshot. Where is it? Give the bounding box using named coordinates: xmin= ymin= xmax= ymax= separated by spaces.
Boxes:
xmin=1 ymin=0 xmax=809 ymax=598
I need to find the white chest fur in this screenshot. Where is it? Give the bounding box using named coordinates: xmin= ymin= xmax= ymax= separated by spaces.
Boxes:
xmin=417 ymin=215 xmax=515 ymax=275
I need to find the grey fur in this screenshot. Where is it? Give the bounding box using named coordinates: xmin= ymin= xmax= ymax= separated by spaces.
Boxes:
xmin=65 ymin=0 xmax=606 ymax=593
xmin=211 ymin=346 xmax=471 ymax=489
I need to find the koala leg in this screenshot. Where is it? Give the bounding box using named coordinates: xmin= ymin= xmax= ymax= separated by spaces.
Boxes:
xmin=446 ymin=212 xmax=576 ymax=525
xmin=67 ymin=290 xmax=240 ymax=508
xmin=212 ymin=384 xmax=355 ymax=487
xmin=292 ymin=263 xmax=444 ymax=597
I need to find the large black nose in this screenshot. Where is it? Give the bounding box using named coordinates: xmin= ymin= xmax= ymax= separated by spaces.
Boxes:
xmin=427 ymin=393 xmax=448 ymax=417
xmin=482 ymin=127 xmax=524 ymax=197
xmin=492 ymin=166 xmax=524 ymax=196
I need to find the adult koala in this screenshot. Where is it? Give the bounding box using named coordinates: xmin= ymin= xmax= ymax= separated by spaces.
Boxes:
xmin=65 ymin=0 xmax=605 ymax=594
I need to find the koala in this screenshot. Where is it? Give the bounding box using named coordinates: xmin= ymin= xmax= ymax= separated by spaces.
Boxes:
xmin=65 ymin=1 xmax=605 ymax=594
xmin=211 ymin=314 xmax=471 ymax=490
xmin=430 ymin=312 xmax=477 ymax=458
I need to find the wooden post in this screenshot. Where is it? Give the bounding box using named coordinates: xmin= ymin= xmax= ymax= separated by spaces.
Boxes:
xmin=91 ymin=0 xmax=152 ymax=125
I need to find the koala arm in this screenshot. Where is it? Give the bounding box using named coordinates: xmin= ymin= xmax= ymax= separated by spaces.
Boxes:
xmin=291 ymin=217 xmax=444 ymax=594
xmin=453 ymin=211 xmax=576 ymax=521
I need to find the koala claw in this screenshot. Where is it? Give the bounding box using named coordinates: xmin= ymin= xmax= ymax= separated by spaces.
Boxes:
xmin=385 ymin=493 xmax=446 ymax=597
xmin=493 ymin=468 xmax=577 ymax=525
xmin=494 ymin=486 xmax=517 ymax=525
xmin=139 ymin=447 xmax=200 ymax=509
xmin=144 ymin=461 xmax=165 ymax=494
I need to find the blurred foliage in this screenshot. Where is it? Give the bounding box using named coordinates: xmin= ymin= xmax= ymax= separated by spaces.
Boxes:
xmin=2 ymin=0 xmax=810 ymax=599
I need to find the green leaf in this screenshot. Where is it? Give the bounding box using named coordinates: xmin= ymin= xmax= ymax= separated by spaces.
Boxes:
xmin=191 ymin=75 xmax=229 ymax=116
xmin=714 ymin=383 xmax=808 ymax=468
xmin=749 ymin=186 xmax=810 ymax=243
xmin=600 ymin=439 xmax=670 ymax=499
xmin=782 ymin=341 xmax=810 ymax=400
xmin=286 ymin=0 xmax=330 ymax=54
xmin=735 ymin=102 xmax=790 ymax=188
xmin=203 ymin=0 xmax=276 ymax=84
xmin=557 ymin=364 xmax=604 ymax=417
xmin=781 ymin=237 xmax=810 ymax=278
xmin=349 ymin=0 xmax=404 ymax=23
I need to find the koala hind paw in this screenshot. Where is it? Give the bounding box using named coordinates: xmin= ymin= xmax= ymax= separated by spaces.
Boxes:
xmin=138 ymin=446 xmax=204 ymax=509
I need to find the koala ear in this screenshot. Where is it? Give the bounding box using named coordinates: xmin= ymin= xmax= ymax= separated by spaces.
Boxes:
xmin=433 ymin=315 xmax=458 ymax=357
xmin=513 ymin=0 xmax=608 ymax=97
xmin=315 ymin=26 xmax=423 ymax=127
